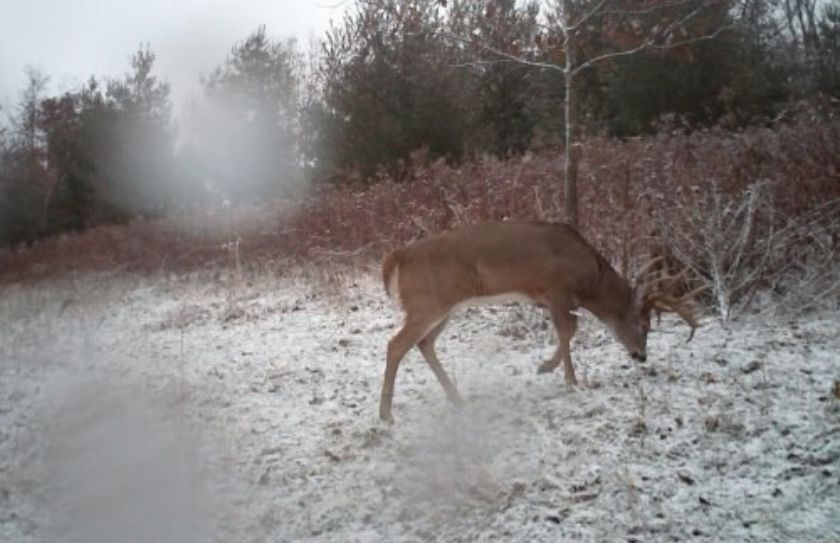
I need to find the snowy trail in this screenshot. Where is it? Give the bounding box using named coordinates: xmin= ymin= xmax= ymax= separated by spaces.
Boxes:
xmin=1 ymin=272 xmax=838 ymax=542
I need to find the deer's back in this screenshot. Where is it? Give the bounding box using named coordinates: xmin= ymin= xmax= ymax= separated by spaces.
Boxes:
xmin=395 ymin=221 xmax=605 ymax=309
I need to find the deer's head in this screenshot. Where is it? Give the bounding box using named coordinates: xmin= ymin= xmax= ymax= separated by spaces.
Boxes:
xmin=613 ymin=267 xmax=701 ymax=363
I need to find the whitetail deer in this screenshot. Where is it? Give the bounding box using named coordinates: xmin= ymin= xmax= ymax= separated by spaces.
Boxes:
xmin=380 ymin=221 xmax=699 ymax=422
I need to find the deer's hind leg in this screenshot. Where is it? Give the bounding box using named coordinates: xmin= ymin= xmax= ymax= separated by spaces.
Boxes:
xmin=380 ymin=312 xmax=447 ymax=422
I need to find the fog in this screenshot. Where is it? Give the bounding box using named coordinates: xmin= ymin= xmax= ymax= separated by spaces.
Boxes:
xmin=0 ymin=0 xmax=344 ymax=114
xmin=0 ymin=4 xmax=319 ymax=240
xmin=40 ymin=379 xmax=216 ymax=543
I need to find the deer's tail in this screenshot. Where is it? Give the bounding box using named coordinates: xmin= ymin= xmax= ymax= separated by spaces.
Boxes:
xmin=382 ymin=249 xmax=403 ymax=300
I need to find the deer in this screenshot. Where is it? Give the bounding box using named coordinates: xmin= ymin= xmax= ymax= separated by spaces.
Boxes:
xmin=379 ymin=220 xmax=700 ymax=422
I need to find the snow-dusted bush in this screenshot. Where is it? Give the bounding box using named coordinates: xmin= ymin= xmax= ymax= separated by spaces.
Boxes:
xmin=648 ymin=180 xmax=839 ymax=325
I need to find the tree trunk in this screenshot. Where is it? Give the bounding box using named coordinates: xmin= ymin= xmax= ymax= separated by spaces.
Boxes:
xmin=563 ymin=2 xmax=579 ymax=228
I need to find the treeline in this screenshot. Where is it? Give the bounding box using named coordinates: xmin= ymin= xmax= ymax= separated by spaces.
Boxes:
xmin=1 ymin=0 xmax=839 ymax=247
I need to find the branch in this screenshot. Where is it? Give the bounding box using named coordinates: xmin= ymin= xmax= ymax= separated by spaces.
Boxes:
xmin=572 ymin=18 xmax=730 ymax=75
xmin=315 ymin=0 xmax=353 ymax=8
xmin=666 ymin=2 xmax=718 ymax=37
xmin=449 ymin=59 xmax=522 ymax=69
xmin=572 ymin=39 xmax=655 ymax=75
xmin=646 ymin=1 xmax=709 ymax=44
xmin=591 ymin=0 xmax=705 ymax=20
xmin=444 ymin=1 xmax=729 ymax=79
xmin=440 ymin=31 xmax=565 ymax=73
xmin=650 ymin=23 xmax=731 ymax=50
xmin=568 ymin=0 xmax=612 ymax=31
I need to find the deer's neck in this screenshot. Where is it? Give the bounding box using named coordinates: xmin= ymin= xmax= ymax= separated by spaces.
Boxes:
xmin=581 ymin=265 xmax=633 ymax=324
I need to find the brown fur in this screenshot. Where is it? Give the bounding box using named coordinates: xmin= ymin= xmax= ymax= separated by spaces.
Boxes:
xmin=383 ymin=221 xmax=627 ymax=314
xmin=381 ymin=249 xmax=402 ymax=297
xmin=378 ymin=220 xmax=696 ymax=422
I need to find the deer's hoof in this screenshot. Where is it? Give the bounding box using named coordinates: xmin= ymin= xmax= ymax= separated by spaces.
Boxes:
xmin=379 ymin=411 xmax=394 ymax=424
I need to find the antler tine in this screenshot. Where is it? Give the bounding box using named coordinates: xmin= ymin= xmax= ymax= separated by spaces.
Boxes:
xmin=658 ymin=268 xmax=689 ymax=297
xmin=679 ymin=284 xmax=708 ymax=303
xmin=646 ymin=294 xmax=699 ymax=343
xmin=635 ymin=255 xmax=665 ymax=283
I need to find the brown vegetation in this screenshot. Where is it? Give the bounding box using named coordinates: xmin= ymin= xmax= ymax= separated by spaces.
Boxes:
xmin=2 ymin=117 xmax=839 ymax=316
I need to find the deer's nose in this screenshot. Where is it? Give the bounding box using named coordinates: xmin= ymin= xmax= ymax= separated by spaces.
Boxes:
xmin=631 ymin=352 xmax=647 ymax=363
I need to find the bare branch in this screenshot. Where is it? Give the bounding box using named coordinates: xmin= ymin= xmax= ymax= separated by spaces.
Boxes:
xmin=440 ymin=31 xmax=565 ymax=73
xmin=315 ymin=0 xmax=353 ymax=9
xmin=654 ymin=1 xmax=717 ymax=45
xmin=568 ymin=0 xmax=612 ymax=31
xmin=572 ymin=39 xmax=655 ymax=76
xmin=650 ymin=22 xmax=731 ymax=49
xmin=591 ymin=0 xmax=705 ymax=20
xmin=449 ymin=59 xmax=521 ymax=69
xmin=442 ymin=2 xmax=729 ymax=90
xmin=572 ymin=14 xmax=730 ymax=76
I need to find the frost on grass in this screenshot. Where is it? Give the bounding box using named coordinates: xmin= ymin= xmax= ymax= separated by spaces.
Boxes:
xmin=1 ymin=272 xmax=838 ymax=542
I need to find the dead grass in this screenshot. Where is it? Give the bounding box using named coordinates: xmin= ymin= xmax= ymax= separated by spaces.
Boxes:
xmin=2 ymin=116 xmax=838 ymax=301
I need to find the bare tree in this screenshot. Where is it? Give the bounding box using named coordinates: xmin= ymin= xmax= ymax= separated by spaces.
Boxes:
xmin=650 ymin=180 xmax=840 ymax=325
xmin=782 ymin=0 xmax=821 ymax=52
xmin=445 ymin=0 xmax=729 ymax=227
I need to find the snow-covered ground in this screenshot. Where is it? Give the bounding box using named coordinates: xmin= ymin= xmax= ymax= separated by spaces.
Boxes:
xmin=1 ymin=270 xmax=838 ymax=542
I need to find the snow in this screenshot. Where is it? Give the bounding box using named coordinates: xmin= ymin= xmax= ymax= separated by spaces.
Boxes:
xmin=1 ymin=270 xmax=838 ymax=542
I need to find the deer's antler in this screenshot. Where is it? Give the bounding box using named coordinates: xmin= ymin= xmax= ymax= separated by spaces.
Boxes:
xmin=634 ymin=255 xmax=665 ymax=284
xmin=643 ymin=276 xmax=706 ymax=343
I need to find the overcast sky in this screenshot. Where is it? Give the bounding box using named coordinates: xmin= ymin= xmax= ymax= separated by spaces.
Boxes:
xmin=0 ymin=0 xmax=349 ymax=115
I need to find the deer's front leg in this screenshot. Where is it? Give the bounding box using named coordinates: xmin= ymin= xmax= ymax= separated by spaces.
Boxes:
xmin=538 ymin=308 xmax=578 ymax=386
